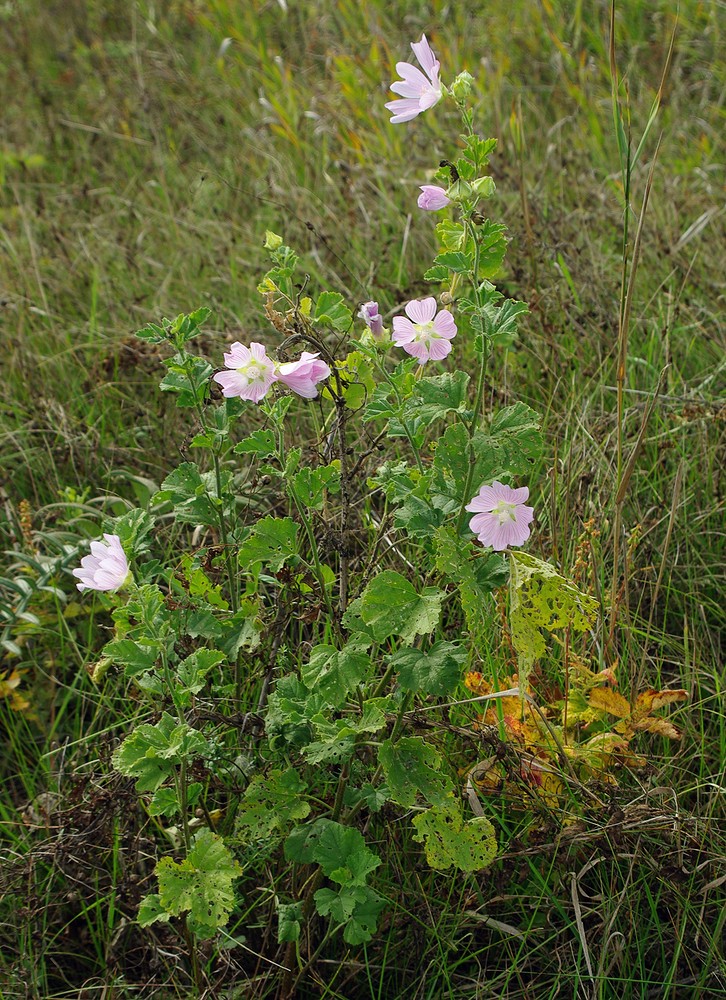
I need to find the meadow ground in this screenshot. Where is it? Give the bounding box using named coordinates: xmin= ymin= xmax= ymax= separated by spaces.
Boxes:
xmin=0 ymin=1 xmax=724 ymax=997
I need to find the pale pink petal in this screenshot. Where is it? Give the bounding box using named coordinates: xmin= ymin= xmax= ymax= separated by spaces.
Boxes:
xmin=426 ymin=338 xmax=453 ymax=361
xmin=213 ymin=370 xmax=249 ymax=397
xmin=385 ymin=98 xmax=424 ymax=123
xmin=405 ymin=298 xmax=437 ymax=324
xmin=466 ymin=485 xmax=501 ymax=512
xmin=410 ymin=35 xmax=438 ymax=78
xmin=391 ymin=316 xmax=416 ymax=344
xmin=249 ymin=342 xmax=268 ymax=362
xmin=418 ymin=89 xmax=441 ymax=111
xmin=394 ymin=61 xmax=430 ymax=90
xmin=507 ymin=486 xmax=530 ymax=505
xmin=223 ymin=342 xmax=250 ymax=368
xmin=432 ymin=309 xmax=457 ymax=339
xmin=402 ymin=340 xmax=431 ymax=363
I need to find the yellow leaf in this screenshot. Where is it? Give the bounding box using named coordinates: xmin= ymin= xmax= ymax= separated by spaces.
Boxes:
xmin=587 ymin=687 xmax=631 ymax=719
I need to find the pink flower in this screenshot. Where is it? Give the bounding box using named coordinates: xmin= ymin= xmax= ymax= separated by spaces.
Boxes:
xmin=213 ymin=342 xmax=278 ymax=403
xmin=392 ymin=297 xmax=457 ymax=364
xmin=72 ymin=534 xmax=130 ymax=593
xmin=358 ymin=301 xmax=384 ymax=338
xmin=276 ymin=352 xmax=331 ymax=399
xmin=385 ymin=34 xmax=443 ymax=124
xmin=418 ymin=185 xmax=450 ymax=211
xmin=466 ymin=482 xmax=534 ymax=551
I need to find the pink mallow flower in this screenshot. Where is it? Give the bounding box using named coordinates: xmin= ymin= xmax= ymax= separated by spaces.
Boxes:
xmin=72 ymin=534 xmax=130 ymax=593
xmin=213 ymin=342 xmax=278 ymax=403
xmin=392 ymin=297 xmax=457 ymax=364
xmin=385 ymin=34 xmax=443 ymax=124
xmin=358 ymin=301 xmax=384 ymax=339
xmin=466 ymin=482 xmax=534 ymax=551
xmin=276 ymin=352 xmax=331 ymax=399
xmin=418 ymin=185 xmax=450 ymax=211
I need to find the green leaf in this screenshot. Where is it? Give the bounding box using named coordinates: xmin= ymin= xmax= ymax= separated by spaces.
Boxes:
xmin=475 ymin=219 xmax=508 ymax=278
xmin=434 ymin=527 xmax=507 ymax=641
xmin=234 ymin=429 xmax=277 ymax=458
xmin=302 ymin=700 xmax=388 ymax=764
xmin=318 ymin=825 xmax=381 ymax=885
xmin=314 ymin=883 xmax=385 ymax=944
xmin=486 ymin=403 xmax=542 ymax=475
xmin=391 ymin=641 xmax=466 ymax=696
xmin=342 ymin=889 xmax=386 ymax=944
xmin=300 ymin=643 xmax=371 ymax=708
xmin=509 ymin=551 xmax=599 ymax=690
xmin=154 ymin=463 xmax=224 ymax=527
xmin=112 ymin=713 xmax=209 ymax=793
xmin=176 ymin=649 xmax=226 ymax=705
xmin=265 ymin=675 xmax=328 ymax=748
xmin=378 ymin=736 xmax=455 ymax=808
xmin=277 ymin=901 xmax=303 ymax=943
xmin=160 ymin=356 xmax=212 ymax=408
xmin=156 ymin=829 xmax=242 ymax=939
xmin=235 ymin=768 xmax=310 ymax=840
xmin=362 ymin=383 xmax=398 ymax=423
xmin=346 ymin=571 xmax=443 ymax=644
xmin=481 ymin=297 xmax=529 ymax=346
xmin=462 ymin=135 xmax=497 ymax=166
xmin=435 ymin=220 xmax=466 ymax=251
xmin=424 ymin=264 xmax=452 ymax=283
xmin=238 ymin=517 xmax=299 ymax=572
xmin=148 ymin=787 xmax=180 ymax=818
xmin=412 ymin=804 xmax=497 ymax=872
xmin=315 ymin=291 xmax=352 ymax=332
xmin=402 ymin=371 xmax=470 ymax=426
xmin=430 ymin=251 xmax=473 ymax=274
xmin=292 ymin=463 xmax=341 ymax=510
xmin=103 ymin=639 xmax=158 ymax=676
xmin=136 ymin=893 xmax=170 ymax=926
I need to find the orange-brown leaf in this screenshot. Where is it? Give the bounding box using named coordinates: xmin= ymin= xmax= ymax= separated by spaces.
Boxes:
xmin=630 ymin=716 xmax=682 ymax=740
xmin=634 ymin=689 xmax=688 ymax=716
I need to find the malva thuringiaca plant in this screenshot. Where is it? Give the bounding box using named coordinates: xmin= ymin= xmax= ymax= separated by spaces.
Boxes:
xmin=66 ymin=34 xmax=687 ymax=991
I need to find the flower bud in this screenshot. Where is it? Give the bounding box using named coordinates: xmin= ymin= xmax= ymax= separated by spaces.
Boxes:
xmin=471 ymin=176 xmax=496 ymax=198
xmin=451 ymin=71 xmax=474 ymax=102
xmin=417 ymin=185 xmax=451 ymax=211
xmin=358 ymin=301 xmax=385 ymax=339
xmin=264 ymin=230 xmax=283 ymax=250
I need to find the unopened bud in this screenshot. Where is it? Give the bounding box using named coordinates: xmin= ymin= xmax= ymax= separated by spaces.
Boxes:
xmin=451 ymin=71 xmax=474 ymax=102
xmin=471 ymin=176 xmax=496 ymax=199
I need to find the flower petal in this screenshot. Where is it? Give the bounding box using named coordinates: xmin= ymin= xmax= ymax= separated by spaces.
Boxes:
xmin=391 ymin=316 xmax=416 ymax=344
xmin=426 ymin=338 xmax=453 ymax=361
xmin=432 ymin=309 xmax=457 ymax=339
xmin=410 ymin=34 xmax=438 ymax=78
xmin=405 ymin=297 xmax=437 ymax=324
xmin=384 ymin=98 xmax=423 ymax=123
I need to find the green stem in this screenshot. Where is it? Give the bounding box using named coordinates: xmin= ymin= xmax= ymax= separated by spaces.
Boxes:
xmin=452 ymin=216 xmax=488 ymax=532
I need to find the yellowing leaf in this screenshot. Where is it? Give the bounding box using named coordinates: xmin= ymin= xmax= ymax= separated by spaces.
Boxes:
xmin=587 ymin=687 xmax=631 ymax=719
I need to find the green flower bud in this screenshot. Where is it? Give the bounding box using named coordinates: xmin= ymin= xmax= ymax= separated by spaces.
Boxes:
xmin=471 ymin=176 xmax=496 ymax=199
xmin=264 ymin=230 xmax=283 ymax=251
xmin=446 ymin=179 xmax=473 ymax=202
xmin=451 ymin=71 xmax=475 ymax=102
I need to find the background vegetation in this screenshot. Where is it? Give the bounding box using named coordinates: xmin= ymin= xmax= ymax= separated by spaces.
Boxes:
xmin=1 ymin=0 xmax=724 ymax=997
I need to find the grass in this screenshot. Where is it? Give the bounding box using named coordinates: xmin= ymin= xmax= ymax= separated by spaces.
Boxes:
xmin=1 ymin=0 xmax=724 ymax=997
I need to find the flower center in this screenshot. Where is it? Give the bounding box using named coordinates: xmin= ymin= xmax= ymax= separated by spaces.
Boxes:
xmin=491 ymin=500 xmax=518 ymax=525
xmin=240 ymin=361 xmax=266 ymax=381
xmin=413 ymin=320 xmax=438 ymax=343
